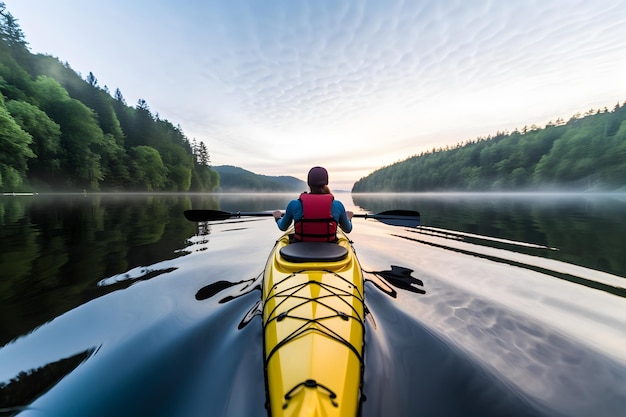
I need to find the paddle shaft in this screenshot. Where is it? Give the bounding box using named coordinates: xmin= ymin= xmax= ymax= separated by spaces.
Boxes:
xmin=184 ymin=209 xmax=420 ymax=225
xmin=183 ymin=210 xmax=273 ymax=221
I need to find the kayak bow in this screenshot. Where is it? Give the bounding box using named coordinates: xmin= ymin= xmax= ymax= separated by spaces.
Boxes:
xmin=263 ymin=229 xmax=365 ymax=417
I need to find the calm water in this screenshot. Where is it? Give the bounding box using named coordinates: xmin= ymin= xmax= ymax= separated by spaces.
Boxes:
xmin=0 ymin=192 xmax=625 ymax=416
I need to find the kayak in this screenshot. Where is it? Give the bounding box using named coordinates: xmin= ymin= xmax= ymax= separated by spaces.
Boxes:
xmin=182 ymin=208 xmax=419 ymax=415
xmin=262 ymin=228 xmax=365 ymax=417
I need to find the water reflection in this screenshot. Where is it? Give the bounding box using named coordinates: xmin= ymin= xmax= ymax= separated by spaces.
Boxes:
xmin=394 ymin=227 xmax=626 ymax=298
xmin=364 ymin=265 xmax=426 ymax=298
xmin=413 ymin=279 xmax=626 ymax=417
xmin=0 ymin=194 xmax=198 ymax=347
xmin=97 ymin=267 xmax=178 ymax=289
xmin=353 ymin=192 xmax=626 ymax=278
xmin=1 ymin=193 xmax=625 ymax=417
xmin=0 ymin=348 xmax=97 ymax=415
xmin=195 ymin=276 xmax=261 ymax=304
xmin=210 ymin=193 xmax=295 ymax=212
xmin=363 ymin=287 xmax=553 ymax=417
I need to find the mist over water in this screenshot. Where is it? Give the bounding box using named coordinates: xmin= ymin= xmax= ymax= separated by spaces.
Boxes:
xmin=1 ymin=193 xmax=625 ymax=416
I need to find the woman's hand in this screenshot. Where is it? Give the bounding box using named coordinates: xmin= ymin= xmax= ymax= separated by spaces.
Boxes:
xmin=272 ymin=210 xmax=283 ymax=220
xmin=346 ymin=210 xmax=354 ymax=220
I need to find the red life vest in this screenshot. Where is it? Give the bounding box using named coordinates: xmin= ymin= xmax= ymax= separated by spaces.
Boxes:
xmin=293 ymin=193 xmax=338 ymax=242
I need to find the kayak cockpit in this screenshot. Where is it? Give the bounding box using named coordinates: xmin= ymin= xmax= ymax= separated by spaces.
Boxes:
xmin=279 ymin=242 xmax=348 ymax=263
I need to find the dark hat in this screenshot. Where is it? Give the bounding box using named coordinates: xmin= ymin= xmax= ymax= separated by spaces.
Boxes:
xmin=307 ymin=166 xmax=329 ymax=187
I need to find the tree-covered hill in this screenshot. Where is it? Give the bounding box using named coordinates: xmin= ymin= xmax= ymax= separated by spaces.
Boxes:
xmin=0 ymin=4 xmax=219 ymax=192
xmin=353 ymin=103 xmax=626 ymax=192
xmin=214 ymin=165 xmax=306 ymax=192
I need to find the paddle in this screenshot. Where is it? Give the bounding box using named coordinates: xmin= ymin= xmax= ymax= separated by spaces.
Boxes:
xmin=356 ymin=210 xmax=421 ymax=227
xmin=183 ymin=209 xmax=420 ymax=227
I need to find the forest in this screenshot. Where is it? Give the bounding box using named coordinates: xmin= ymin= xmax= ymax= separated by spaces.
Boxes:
xmin=0 ymin=4 xmax=219 ymax=192
xmin=353 ymin=102 xmax=626 ymax=192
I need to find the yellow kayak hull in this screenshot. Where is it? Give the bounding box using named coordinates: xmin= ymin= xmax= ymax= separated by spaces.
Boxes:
xmin=263 ymin=230 xmax=365 ymax=417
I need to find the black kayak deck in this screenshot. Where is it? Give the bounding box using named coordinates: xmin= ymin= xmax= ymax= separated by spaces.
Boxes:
xmin=279 ymin=242 xmax=349 ymax=263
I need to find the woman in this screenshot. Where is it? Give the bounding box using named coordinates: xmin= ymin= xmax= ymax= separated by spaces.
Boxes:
xmin=273 ymin=166 xmax=353 ymax=242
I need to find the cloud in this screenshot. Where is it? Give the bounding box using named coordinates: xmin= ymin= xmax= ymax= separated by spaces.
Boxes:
xmin=8 ymin=0 xmax=626 ymax=188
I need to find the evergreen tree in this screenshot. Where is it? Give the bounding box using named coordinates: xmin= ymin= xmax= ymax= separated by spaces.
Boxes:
xmin=0 ymin=5 xmax=28 ymax=49
xmin=86 ymin=71 xmax=98 ymax=87
xmin=114 ymin=88 xmax=126 ymax=105
xmin=198 ymin=141 xmax=210 ymax=166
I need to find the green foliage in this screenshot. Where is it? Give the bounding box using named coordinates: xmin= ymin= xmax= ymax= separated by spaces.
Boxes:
xmin=0 ymin=4 xmax=219 ymax=192
xmin=32 ymin=76 xmax=106 ymax=189
xmin=0 ymin=96 xmax=34 ymax=188
xmin=190 ymin=165 xmax=220 ymax=191
xmin=129 ymin=146 xmax=167 ymax=191
xmin=353 ymin=104 xmax=626 ymax=192
xmin=533 ymin=111 xmax=626 ymax=188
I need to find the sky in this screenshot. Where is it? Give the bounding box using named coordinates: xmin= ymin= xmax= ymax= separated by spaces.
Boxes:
xmin=4 ymin=0 xmax=626 ymax=189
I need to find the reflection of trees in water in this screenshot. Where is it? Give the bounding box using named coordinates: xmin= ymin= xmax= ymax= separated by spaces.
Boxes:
xmin=0 ymin=195 xmax=198 ymax=346
xmin=352 ymin=194 xmax=626 ymax=278
xmin=395 ymin=230 xmax=626 ymax=299
xmin=0 ymin=348 xmax=97 ymax=412
xmin=0 ymin=196 xmax=28 ymax=225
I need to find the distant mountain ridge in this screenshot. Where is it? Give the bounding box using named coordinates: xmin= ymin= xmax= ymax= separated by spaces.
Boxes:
xmin=214 ymin=165 xmax=306 ymax=192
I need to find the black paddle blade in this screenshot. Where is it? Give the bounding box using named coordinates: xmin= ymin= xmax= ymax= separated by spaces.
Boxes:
xmin=364 ymin=210 xmax=421 ymax=227
xmin=377 ymin=210 xmax=421 ymax=217
xmin=376 ymin=217 xmax=420 ymax=228
xmin=183 ymin=209 xmax=232 ymax=222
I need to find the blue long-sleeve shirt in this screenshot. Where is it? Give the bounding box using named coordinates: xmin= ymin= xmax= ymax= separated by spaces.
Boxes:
xmin=276 ymin=198 xmax=352 ymax=233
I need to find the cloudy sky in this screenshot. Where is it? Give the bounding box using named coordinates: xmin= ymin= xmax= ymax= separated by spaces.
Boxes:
xmin=5 ymin=0 xmax=626 ymax=189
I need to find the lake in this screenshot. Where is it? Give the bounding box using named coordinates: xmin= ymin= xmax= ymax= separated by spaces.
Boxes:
xmin=1 ymin=192 xmax=625 ymax=416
